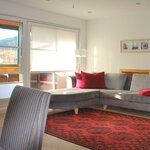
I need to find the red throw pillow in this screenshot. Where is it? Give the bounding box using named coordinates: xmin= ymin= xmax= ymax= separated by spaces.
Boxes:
xmin=81 ymin=71 xmax=106 ymax=89
xmin=75 ymin=72 xmax=84 ymax=88
xmin=138 ymin=88 xmax=150 ymax=96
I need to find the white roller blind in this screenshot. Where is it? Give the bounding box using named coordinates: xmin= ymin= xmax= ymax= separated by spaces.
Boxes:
xmin=30 ymin=26 xmax=77 ymax=71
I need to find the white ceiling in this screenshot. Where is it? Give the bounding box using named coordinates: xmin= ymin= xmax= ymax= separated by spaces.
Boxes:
xmin=4 ymin=0 xmax=150 ymax=20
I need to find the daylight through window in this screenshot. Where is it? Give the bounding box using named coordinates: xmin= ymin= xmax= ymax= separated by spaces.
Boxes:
xmin=30 ymin=25 xmax=77 ymax=71
xmin=0 ymin=20 xmax=22 ymax=65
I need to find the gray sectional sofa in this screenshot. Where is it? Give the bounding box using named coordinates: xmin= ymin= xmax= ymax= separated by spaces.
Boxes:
xmin=98 ymin=73 xmax=150 ymax=112
xmin=49 ymin=73 xmax=150 ymax=113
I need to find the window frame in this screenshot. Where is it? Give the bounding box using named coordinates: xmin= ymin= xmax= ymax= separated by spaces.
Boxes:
xmin=0 ymin=20 xmax=22 ymax=67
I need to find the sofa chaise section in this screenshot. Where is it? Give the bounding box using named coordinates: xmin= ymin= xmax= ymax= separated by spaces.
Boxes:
xmin=49 ymin=88 xmax=100 ymax=114
xmin=99 ymin=89 xmax=150 ymax=112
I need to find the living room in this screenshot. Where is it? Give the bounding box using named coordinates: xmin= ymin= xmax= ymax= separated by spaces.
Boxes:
xmin=0 ymin=0 xmax=150 ymax=149
xmin=0 ymin=0 xmax=150 ymax=99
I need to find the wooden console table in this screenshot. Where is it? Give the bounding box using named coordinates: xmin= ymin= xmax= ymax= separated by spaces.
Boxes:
xmin=120 ymin=68 xmax=150 ymax=75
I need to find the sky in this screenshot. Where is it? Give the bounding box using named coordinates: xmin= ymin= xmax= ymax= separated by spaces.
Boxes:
xmin=0 ymin=29 xmax=17 ymax=40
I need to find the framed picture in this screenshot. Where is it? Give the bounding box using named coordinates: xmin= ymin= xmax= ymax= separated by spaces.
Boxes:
xmin=120 ymin=39 xmax=150 ymax=52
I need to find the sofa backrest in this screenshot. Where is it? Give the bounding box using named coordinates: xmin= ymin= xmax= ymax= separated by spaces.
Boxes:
xmin=123 ymin=75 xmax=132 ymax=90
xmin=105 ymin=73 xmax=127 ymax=90
xmin=130 ymin=73 xmax=150 ymax=91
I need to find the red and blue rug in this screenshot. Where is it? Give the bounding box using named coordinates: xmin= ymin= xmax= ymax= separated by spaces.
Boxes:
xmin=45 ymin=108 xmax=150 ymax=150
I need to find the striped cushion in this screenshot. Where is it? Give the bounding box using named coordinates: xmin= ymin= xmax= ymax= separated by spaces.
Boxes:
xmin=0 ymin=86 xmax=51 ymax=150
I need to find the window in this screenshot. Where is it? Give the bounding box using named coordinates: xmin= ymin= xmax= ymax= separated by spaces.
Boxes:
xmin=30 ymin=25 xmax=77 ymax=71
xmin=0 ymin=19 xmax=22 ymax=83
xmin=0 ymin=20 xmax=22 ymax=65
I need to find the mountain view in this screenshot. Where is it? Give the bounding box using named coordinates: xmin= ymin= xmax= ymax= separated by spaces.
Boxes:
xmin=0 ymin=36 xmax=18 ymax=47
xmin=0 ymin=36 xmax=18 ymax=64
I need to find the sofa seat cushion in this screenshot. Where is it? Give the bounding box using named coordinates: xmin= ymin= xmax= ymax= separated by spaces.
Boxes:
xmin=100 ymin=89 xmax=150 ymax=104
xmin=49 ymin=88 xmax=100 ymax=109
xmin=50 ymin=88 xmax=100 ymax=105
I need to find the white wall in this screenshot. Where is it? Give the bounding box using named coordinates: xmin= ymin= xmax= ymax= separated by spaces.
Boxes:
xmin=0 ymin=0 xmax=87 ymax=99
xmin=87 ymin=15 xmax=150 ymax=73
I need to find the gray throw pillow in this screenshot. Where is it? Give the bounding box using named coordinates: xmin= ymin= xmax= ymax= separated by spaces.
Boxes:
xmin=105 ymin=73 xmax=127 ymax=90
xmin=130 ymin=73 xmax=150 ymax=91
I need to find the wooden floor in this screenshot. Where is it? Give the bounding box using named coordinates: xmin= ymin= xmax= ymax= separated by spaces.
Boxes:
xmin=0 ymin=106 xmax=149 ymax=150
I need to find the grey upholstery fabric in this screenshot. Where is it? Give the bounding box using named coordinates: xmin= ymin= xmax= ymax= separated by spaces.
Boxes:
xmin=0 ymin=86 xmax=51 ymax=150
xmin=50 ymin=88 xmax=100 ymax=102
xmin=100 ymin=89 xmax=150 ymax=104
xmin=0 ymin=146 xmax=4 ymax=150
xmin=69 ymin=76 xmax=76 ymax=87
xmin=50 ymin=88 xmax=100 ymax=109
xmin=100 ymin=98 xmax=150 ymax=112
xmin=105 ymin=73 xmax=127 ymax=90
xmin=130 ymin=74 xmax=150 ymax=91
xmin=67 ymin=73 xmax=150 ymax=112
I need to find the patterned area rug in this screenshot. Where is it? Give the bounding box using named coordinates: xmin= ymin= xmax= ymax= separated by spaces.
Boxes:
xmin=45 ymin=108 xmax=150 ymax=150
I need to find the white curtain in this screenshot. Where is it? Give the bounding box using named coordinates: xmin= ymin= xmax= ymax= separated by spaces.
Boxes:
xmin=30 ymin=26 xmax=77 ymax=71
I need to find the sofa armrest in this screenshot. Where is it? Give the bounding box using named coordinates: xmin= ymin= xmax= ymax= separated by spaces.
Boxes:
xmin=69 ymin=76 xmax=76 ymax=87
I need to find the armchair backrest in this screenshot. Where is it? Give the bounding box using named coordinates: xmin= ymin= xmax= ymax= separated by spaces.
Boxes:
xmin=0 ymin=86 xmax=51 ymax=150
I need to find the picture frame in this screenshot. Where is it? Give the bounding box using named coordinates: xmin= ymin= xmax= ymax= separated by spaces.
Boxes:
xmin=120 ymin=39 xmax=150 ymax=52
